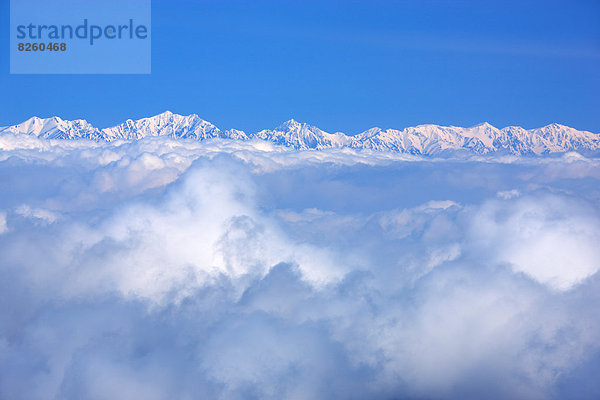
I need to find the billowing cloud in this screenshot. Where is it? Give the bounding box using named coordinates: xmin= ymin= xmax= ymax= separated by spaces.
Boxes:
xmin=466 ymin=195 xmax=600 ymax=291
xmin=1 ymin=135 xmax=599 ymax=399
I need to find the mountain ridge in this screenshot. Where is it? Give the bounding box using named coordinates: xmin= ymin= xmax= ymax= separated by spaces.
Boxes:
xmin=1 ymin=111 xmax=599 ymax=156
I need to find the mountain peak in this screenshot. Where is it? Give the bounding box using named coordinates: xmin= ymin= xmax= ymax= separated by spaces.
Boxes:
xmin=277 ymin=118 xmax=303 ymax=130
xmin=155 ymin=110 xmax=174 ymax=118
xmin=471 ymin=122 xmax=496 ymax=129
xmin=143 ymin=110 xmax=178 ymax=122
xmin=543 ymin=123 xmax=569 ymax=130
xmin=22 ymin=116 xmax=42 ymax=124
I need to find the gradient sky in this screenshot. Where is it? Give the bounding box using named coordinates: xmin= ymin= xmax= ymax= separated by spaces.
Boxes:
xmin=1 ymin=0 xmax=599 ymax=133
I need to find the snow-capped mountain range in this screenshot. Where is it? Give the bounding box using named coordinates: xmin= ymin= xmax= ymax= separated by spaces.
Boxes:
xmin=1 ymin=111 xmax=599 ymax=156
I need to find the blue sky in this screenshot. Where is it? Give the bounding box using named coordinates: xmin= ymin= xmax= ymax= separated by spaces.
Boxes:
xmin=1 ymin=0 xmax=599 ymax=133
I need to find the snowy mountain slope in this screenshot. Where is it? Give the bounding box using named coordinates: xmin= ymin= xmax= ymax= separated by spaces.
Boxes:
xmin=255 ymin=119 xmax=350 ymax=150
xmin=0 ymin=116 xmax=99 ymax=140
xmin=99 ymin=111 xmax=240 ymax=141
xmin=1 ymin=111 xmax=598 ymax=156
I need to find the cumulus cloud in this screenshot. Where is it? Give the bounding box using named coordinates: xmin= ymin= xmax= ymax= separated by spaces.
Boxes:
xmin=466 ymin=195 xmax=600 ymax=291
xmin=0 ymin=135 xmax=600 ymax=399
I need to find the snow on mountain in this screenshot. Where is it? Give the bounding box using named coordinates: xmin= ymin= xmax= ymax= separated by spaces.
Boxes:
xmin=1 ymin=111 xmax=598 ymax=156
xmin=0 ymin=116 xmax=99 ymax=140
xmin=99 ymin=111 xmax=226 ymax=141
xmin=351 ymin=123 xmax=500 ymax=154
xmin=255 ymin=119 xmax=349 ymax=150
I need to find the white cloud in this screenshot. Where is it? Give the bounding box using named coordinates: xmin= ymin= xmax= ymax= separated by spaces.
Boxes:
xmin=497 ymin=189 xmax=521 ymax=199
xmin=467 ymin=195 xmax=600 ymax=291
xmin=15 ymin=205 xmax=60 ymax=224
xmin=0 ymin=212 xmax=6 ymax=234
xmin=0 ymin=136 xmax=599 ymax=399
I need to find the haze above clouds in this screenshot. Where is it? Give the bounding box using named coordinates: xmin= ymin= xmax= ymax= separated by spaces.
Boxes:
xmin=1 ymin=135 xmax=600 ymax=399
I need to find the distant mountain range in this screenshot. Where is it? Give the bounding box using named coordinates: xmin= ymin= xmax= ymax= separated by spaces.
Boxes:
xmin=1 ymin=111 xmax=598 ymax=156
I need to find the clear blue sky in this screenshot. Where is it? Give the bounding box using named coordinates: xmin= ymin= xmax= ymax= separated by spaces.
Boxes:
xmin=1 ymin=0 xmax=599 ymax=133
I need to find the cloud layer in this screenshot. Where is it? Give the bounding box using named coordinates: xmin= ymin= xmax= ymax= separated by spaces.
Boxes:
xmin=1 ymin=135 xmax=600 ymax=399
